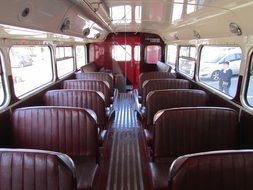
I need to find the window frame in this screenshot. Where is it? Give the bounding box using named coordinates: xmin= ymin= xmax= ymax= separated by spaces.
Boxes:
xmin=178 ymin=45 xmax=196 ymax=79
xmin=75 ymin=45 xmax=87 ymax=69
xmin=56 ymin=46 xmax=74 ymax=78
xmin=197 ymin=45 xmax=242 ymax=99
xmin=166 ymin=44 xmax=177 ymax=70
xmin=144 ymin=45 xmax=162 ymax=64
xmin=110 ymin=5 xmax=132 ymax=24
xmin=243 ymin=47 xmax=253 ymax=110
xmin=0 ymin=51 xmax=7 ymax=108
xmin=9 ymin=45 xmax=54 ymax=98
xmin=134 ymin=45 xmax=140 ymax=62
xmin=112 ymin=45 xmax=132 ymax=62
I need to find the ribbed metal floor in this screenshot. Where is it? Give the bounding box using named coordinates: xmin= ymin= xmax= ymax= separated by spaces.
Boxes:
xmin=97 ymin=92 xmax=151 ymax=190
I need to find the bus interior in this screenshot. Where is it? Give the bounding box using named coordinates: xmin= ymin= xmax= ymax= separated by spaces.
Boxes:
xmin=0 ymin=0 xmax=253 ymax=189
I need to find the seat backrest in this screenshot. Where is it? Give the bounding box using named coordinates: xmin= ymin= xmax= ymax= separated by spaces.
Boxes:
xmin=142 ymin=79 xmax=190 ymax=106
xmin=75 ymin=72 xmax=114 ymax=90
xmin=153 ymin=107 xmax=238 ymax=163
xmin=138 ymin=71 xmax=175 ymax=95
xmin=63 ymin=79 xmax=110 ymax=107
xmin=44 ymin=89 xmax=106 ymax=128
xmin=80 ymin=62 xmax=98 ymax=72
xmin=169 ymin=150 xmax=253 ymax=190
xmin=146 ymin=89 xmax=209 ymax=125
xmin=12 ymin=106 xmax=98 ymax=159
xmin=0 ymin=148 xmax=76 ymax=190
xmin=156 ymin=61 xmax=172 ymax=72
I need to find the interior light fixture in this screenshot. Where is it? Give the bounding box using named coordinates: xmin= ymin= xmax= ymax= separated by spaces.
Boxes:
xmin=193 ymin=30 xmax=201 ymax=39
xmin=83 ymin=27 xmax=90 ymax=36
xmin=229 ymin=22 xmax=242 ymax=36
xmin=60 ymin=18 xmax=71 ymax=32
xmin=174 ymin=34 xmax=179 ymax=40
xmin=94 ymin=32 xmax=100 ymax=39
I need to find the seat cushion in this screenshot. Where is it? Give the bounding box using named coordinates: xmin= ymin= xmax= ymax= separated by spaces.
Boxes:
xmin=149 ymin=162 xmax=170 ymax=190
xmin=73 ymin=157 xmax=99 ymax=190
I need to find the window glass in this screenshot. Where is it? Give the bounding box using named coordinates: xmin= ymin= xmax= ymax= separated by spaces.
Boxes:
xmin=76 ymin=45 xmax=87 ymax=68
xmin=135 ymin=6 xmax=142 ymax=23
xmin=134 ymin=45 xmax=140 ymax=61
xmin=166 ymin=45 xmax=177 ymax=68
xmin=10 ymin=46 xmax=53 ymax=97
xmin=246 ymin=53 xmax=253 ymax=107
xmin=112 ymin=45 xmax=132 ymax=61
xmin=111 ymin=5 xmax=132 ymax=24
xmin=172 ymin=2 xmax=184 ymax=22
xmin=145 ymin=45 xmax=161 ymax=64
xmin=199 ymin=46 xmax=241 ymax=97
xmin=65 ymin=47 xmax=72 ymax=57
xmin=56 ymin=46 xmax=74 ymax=78
xmin=178 ymin=46 xmax=196 ymax=78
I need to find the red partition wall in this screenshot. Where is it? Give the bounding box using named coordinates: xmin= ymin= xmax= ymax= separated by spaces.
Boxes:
xmin=88 ymin=32 xmax=165 ymax=89
xmin=140 ymin=33 xmax=165 ymax=73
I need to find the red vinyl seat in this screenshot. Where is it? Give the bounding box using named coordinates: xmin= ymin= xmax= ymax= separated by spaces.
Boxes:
xmin=11 ymin=106 xmax=99 ymax=190
xmin=0 ymin=148 xmax=76 ymax=190
xmin=80 ymin=62 xmax=99 ymax=72
xmin=75 ymin=72 xmax=114 ymax=94
xmin=150 ymin=107 xmax=238 ymax=190
xmin=141 ymin=79 xmax=190 ymax=106
xmin=63 ymin=79 xmax=111 ymax=107
xmin=168 ymin=150 xmax=253 ymax=190
xmin=138 ymin=71 xmax=175 ymax=96
xmin=43 ymin=89 xmax=108 ymax=145
xmin=144 ymin=89 xmax=209 ymax=145
xmin=44 ymin=89 xmax=108 ymax=129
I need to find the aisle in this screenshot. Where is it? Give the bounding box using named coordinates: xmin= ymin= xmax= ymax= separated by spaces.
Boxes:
xmin=97 ymin=92 xmax=152 ymax=190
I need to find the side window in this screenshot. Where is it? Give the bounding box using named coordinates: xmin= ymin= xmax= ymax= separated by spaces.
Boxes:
xmin=10 ymin=46 xmax=53 ymax=97
xmin=199 ymin=46 xmax=241 ymax=97
xmin=76 ymin=45 xmax=87 ymax=68
xmin=145 ymin=45 xmax=162 ymax=64
xmin=166 ymin=45 xmax=177 ymax=70
xmin=112 ymin=45 xmax=132 ymax=61
xmin=134 ymin=45 xmax=140 ymax=61
xmin=178 ymin=46 xmax=196 ymax=78
xmin=56 ymin=46 xmax=74 ymax=78
xmin=246 ymin=52 xmax=253 ymax=107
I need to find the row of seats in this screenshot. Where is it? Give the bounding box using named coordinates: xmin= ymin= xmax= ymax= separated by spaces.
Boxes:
xmin=169 ymin=150 xmax=253 ymax=190
xmin=144 ymin=89 xmax=209 ymax=146
xmin=12 ymin=106 xmax=99 ymax=190
xmin=4 ymin=71 xmax=116 ymax=190
xmin=137 ymin=71 xmax=241 ymax=190
xmin=0 ymin=149 xmax=76 ymax=190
